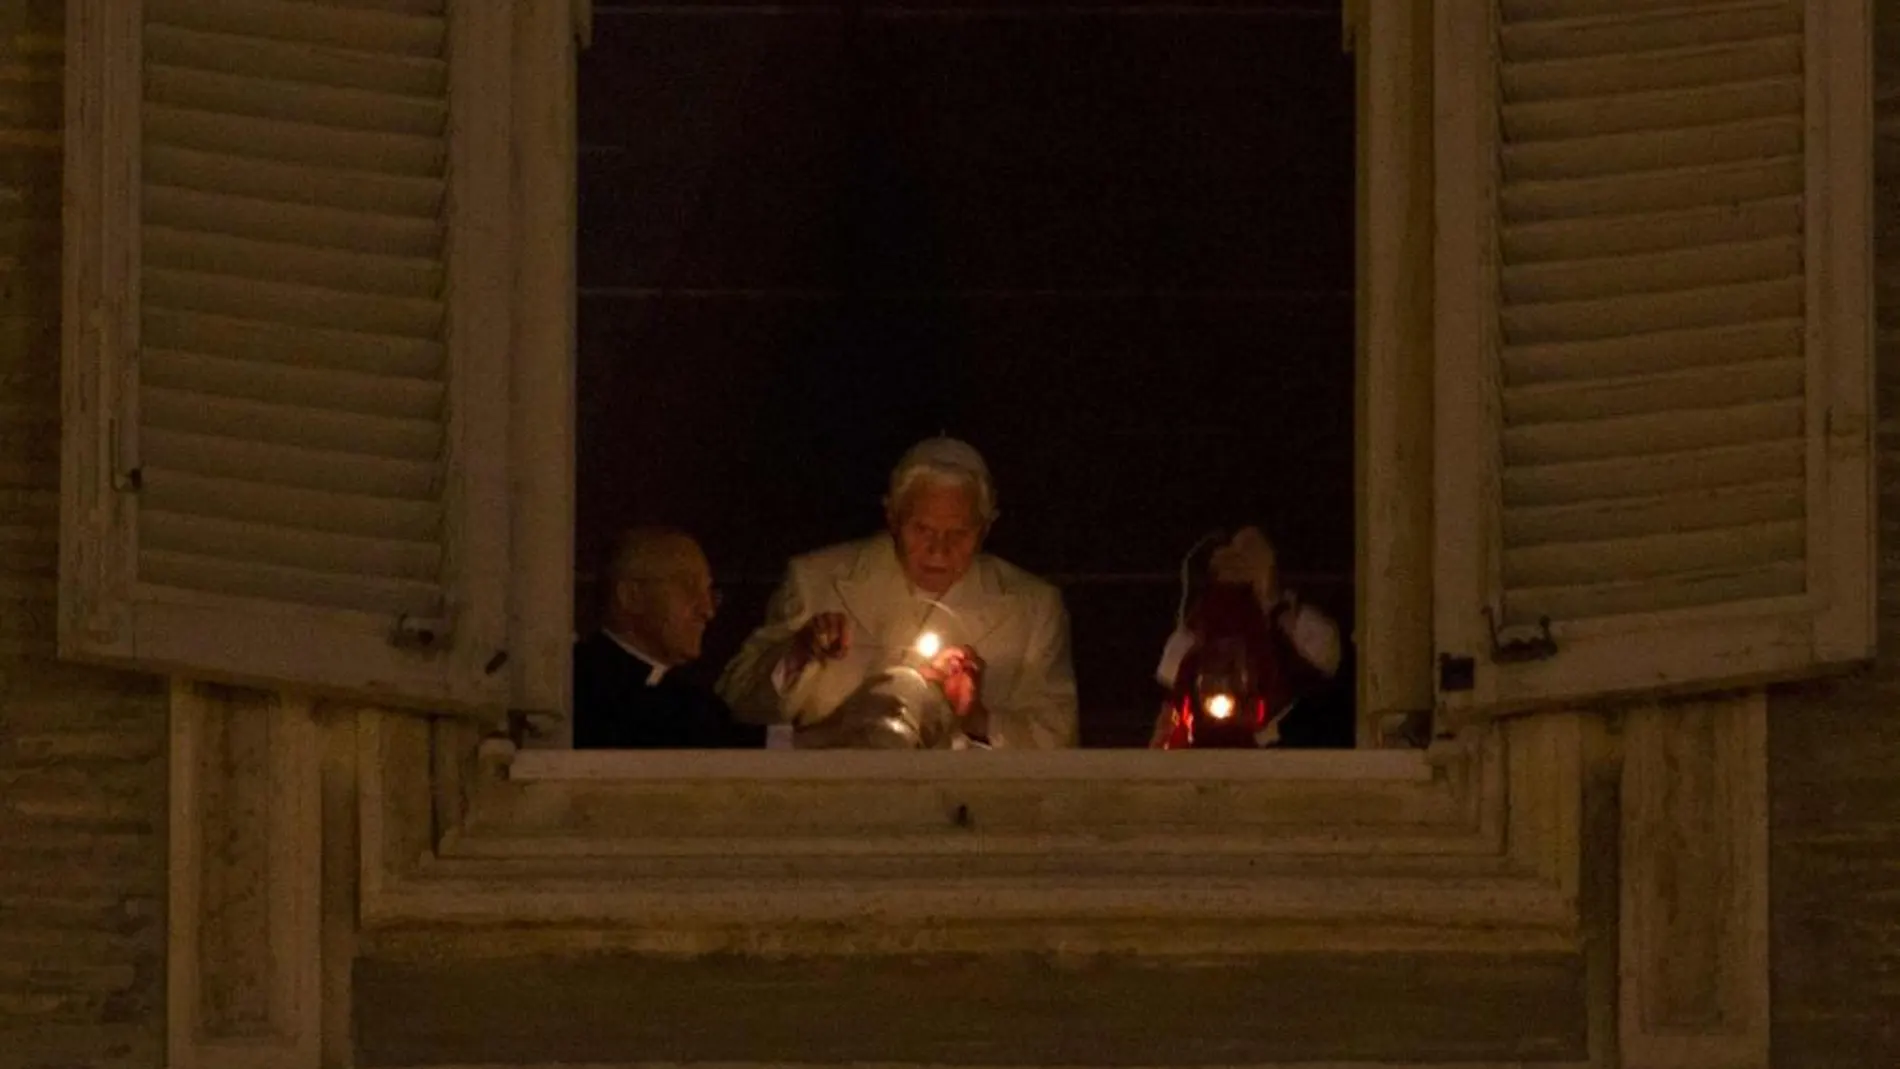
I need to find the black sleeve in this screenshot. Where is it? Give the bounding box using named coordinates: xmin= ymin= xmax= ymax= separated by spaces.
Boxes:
xmin=700 ymin=689 xmax=765 ymax=749
xmin=570 ymin=638 xmax=621 ymax=750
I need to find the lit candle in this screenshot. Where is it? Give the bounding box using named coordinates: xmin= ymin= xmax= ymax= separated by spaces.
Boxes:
xmin=915 ymin=630 xmax=942 ymax=659
xmin=1203 ymin=693 xmax=1236 ymax=721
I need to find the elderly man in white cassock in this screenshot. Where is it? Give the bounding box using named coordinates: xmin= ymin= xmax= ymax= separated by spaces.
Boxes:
xmin=717 ymin=437 xmax=1079 ymax=749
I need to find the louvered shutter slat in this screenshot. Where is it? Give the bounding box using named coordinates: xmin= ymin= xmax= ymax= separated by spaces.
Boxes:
xmin=1504 ymin=562 xmax=1807 ymax=625
xmin=144 ymin=186 xmax=442 ymax=258
xmin=1493 ymin=0 xmax=1805 ymax=630
xmin=144 ymin=147 xmax=444 ymax=219
xmin=1501 ymin=440 xmax=1805 ymax=507
xmin=1433 ymin=0 xmax=1873 ymax=713
xmin=145 ymin=65 xmax=448 ymax=137
xmin=144 ymin=24 xmax=446 ymax=98
xmin=1505 ymin=115 xmax=1801 ymax=181
xmin=1503 ymin=198 xmax=1802 ymax=264
xmin=144 ymin=105 xmax=445 ymax=176
xmin=143 ymin=350 xmax=444 ymax=420
xmin=143 ymin=270 xmax=443 ymax=338
xmin=143 ymin=228 xmax=444 ymax=300
xmin=1503 ymin=157 xmax=1803 ymax=221
xmin=1498 ymin=2 xmax=1799 ymax=60
xmin=136 ymin=0 xmax=451 ymax=627
xmin=1503 ymin=318 xmax=1802 ymax=384
xmin=1503 ymin=35 xmax=1802 ymax=103
xmin=146 ymin=0 xmax=446 ymax=56
xmin=142 ymin=309 xmax=444 ymax=379
xmin=1502 ymin=77 xmax=1802 ymax=140
xmin=142 ymin=512 xmax=441 ymax=582
xmin=140 ymin=551 xmax=443 ymax=619
xmin=1504 ymin=400 xmax=1802 ymax=469
xmin=1505 ymin=520 xmax=1804 ymax=590
xmin=143 ymin=389 xmax=441 ymax=462
xmin=142 ymin=430 xmax=439 ymax=500
xmin=1503 ymin=358 xmax=1804 ymax=423
xmin=1502 ymin=236 xmax=1801 ymax=304
xmin=1500 ymin=278 xmax=1803 ymax=343
xmin=1503 ymin=480 xmax=1806 ymax=548
xmin=142 ymin=473 xmax=439 ymax=544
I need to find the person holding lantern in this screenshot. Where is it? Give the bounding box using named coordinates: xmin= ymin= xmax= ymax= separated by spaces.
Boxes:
xmin=1150 ymin=526 xmax=1343 ymax=749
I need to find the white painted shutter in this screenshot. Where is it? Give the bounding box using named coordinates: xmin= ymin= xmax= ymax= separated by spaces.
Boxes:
xmin=62 ymin=0 xmax=515 ymax=710
xmin=1432 ymin=0 xmax=1874 ymax=717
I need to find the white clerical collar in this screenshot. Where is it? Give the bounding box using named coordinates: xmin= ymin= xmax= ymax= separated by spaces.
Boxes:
xmin=604 ymin=629 xmax=668 ymax=685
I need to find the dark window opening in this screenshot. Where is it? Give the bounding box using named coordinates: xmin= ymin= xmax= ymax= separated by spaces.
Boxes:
xmin=575 ymin=0 xmax=1356 ymax=748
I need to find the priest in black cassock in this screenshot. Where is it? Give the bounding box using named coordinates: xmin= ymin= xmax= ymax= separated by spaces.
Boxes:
xmin=572 ymin=527 xmax=765 ymax=749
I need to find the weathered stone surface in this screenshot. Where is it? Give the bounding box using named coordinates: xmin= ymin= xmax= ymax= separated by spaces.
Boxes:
xmin=1767 ymin=3 xmax=1900 ymax=1065
xmin=0 ymin=3 xmax=167 ymax=1067
xmin=356 ymin=952 xmax=1587 ymax=1067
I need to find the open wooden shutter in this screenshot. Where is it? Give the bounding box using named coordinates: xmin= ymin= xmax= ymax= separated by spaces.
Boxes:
xmin=1432 ymin=0 xmax=1874 ymax=717
xmin=62 ymin=0 xmax=515 ymax=710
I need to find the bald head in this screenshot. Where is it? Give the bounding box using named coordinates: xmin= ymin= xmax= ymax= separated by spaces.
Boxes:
xmin=603 ymin=527 xmax=717 ymax=666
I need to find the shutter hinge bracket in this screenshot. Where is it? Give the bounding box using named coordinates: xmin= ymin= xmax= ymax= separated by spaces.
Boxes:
xmin=1439 ymin=612 xmax=1560 ymax=693
xmin=108 ymin=418 xmax=141 ymax=493
xmin=1437 ymin=653 xmax=1476 ymax=693
xmin=1486 ymin=607 xmax=1558 ymax=664
xmin=389 ymin=614 xmax=445 ymax=652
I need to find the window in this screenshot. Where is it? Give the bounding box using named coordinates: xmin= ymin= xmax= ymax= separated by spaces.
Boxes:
xmin=60 ymin=1 xmax=1874 ymax=752
xmin=572 ymin=0 xmax=1358 ymax=749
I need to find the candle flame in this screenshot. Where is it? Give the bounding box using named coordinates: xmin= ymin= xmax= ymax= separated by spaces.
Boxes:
xmin=1204 ymin=693 xmax=1236 ymax=721
xmin=915 ymin=630 xmax=943 ymax=659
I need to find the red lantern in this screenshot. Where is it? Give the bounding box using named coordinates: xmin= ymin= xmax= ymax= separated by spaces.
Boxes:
xmin=1155 ymin=581 xmax=1293 ymax=750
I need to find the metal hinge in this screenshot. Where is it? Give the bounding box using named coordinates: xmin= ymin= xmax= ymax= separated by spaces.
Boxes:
xmin=389 ymin=614 xmax=446 ymax=652
xmin=108 ymin=418 xmax=141 ymax=493
xmin=1437 ymin=653 xmax=1476 ymax=693
xmin=1438 ymin=612 xmax=1560 ymax=694
xmin=1486 ymin=608 xmax=1558 ymax=664
xmin=1376 ymin=709 xmax=1434 ymax=748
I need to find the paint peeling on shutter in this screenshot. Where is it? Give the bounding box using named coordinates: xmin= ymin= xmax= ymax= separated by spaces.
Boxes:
xmin=1492 ymin=0 xmax=1809 ymax=629
xmin=134 ymin=0 xmax=453 ymax=630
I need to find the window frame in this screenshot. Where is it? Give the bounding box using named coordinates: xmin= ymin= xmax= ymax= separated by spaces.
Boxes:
xmin=344 ymin=0 xmax=1582 ymax=951
xmin=366 ymin=709 xmax=1578 ymax=947
xmin=539 ymin=0 xmax=1431 ymax=757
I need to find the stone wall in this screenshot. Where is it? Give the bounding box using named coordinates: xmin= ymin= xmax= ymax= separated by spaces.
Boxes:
xmin=0 ymin=2 xmax=169 ymax=1067
xmin=1765 ymin=4 xmax=1900 ymax=1065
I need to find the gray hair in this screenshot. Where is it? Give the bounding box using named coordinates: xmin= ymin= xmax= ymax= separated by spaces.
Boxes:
xmin=604 ymin=525 xmax=701 ymax=592
xmin=885 ymin=437 xmax=998 ymax=524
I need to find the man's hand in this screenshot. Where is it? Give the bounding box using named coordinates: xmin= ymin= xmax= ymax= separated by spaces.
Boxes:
xmin=786 ymin=612 xmax=852 ymax=674
xmin=1209 ymin=526 xmax=1280 ymax=607
xmin=923 ymin=644 xmax=986 ymax=722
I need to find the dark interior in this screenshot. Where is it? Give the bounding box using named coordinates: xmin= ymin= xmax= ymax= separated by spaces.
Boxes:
xmin=575 ymin=0 xmax=1355 ymax=746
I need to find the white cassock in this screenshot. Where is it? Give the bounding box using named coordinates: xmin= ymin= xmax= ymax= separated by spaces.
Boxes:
xmin=716 ymin=535 xmax=1079 ymax=749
